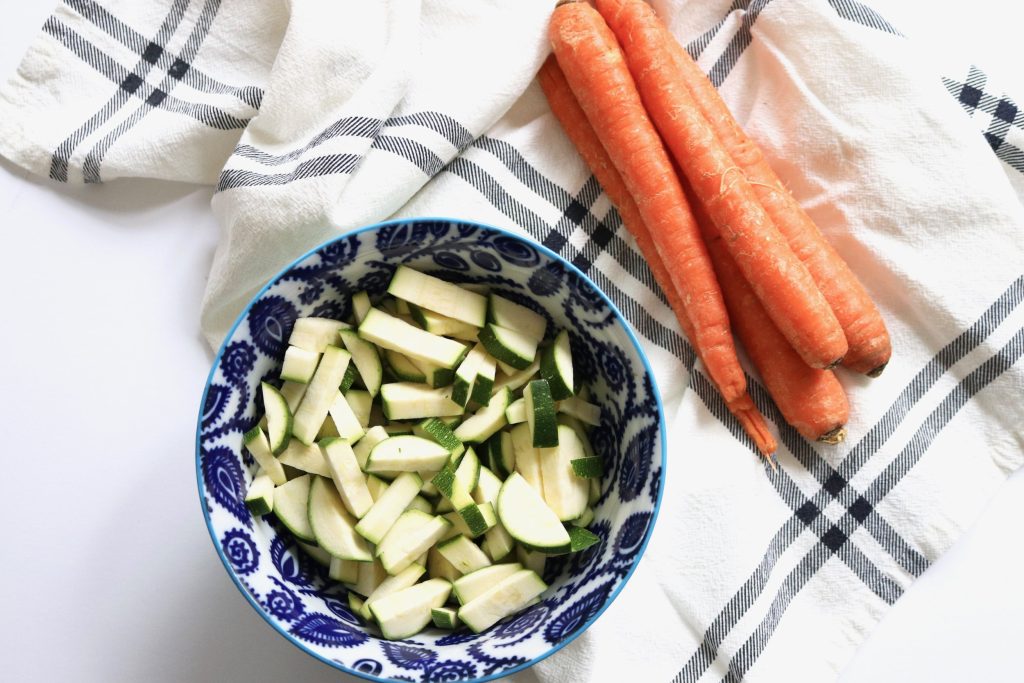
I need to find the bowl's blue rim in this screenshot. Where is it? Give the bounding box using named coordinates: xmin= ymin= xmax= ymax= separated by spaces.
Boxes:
xmin=195 ymin=216 xmax=668 ymax=683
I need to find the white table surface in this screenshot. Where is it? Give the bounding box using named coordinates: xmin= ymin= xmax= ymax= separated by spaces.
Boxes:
xmin=1 ymin=2 xmax=1021 ymax=681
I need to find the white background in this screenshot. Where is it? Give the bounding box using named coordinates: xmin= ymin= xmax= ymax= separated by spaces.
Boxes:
xmin=0 ymin=2 xmax=1021 ymax=681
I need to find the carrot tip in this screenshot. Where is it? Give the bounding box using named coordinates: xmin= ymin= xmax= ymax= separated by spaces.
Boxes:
xmin=555 ymin=0 xmax=578 ymax=6
xmin=817 ymin=426 xmax=847 ymax=445
xmin=824 ymin=357 xmax=845 ymax=370
xmin=767 ymin=453 xmax=779 ymax=472
xmin=731 ymin=403 xmax=777 ymax=459
xmin=866 ymin=362 xmax=888 ymax=378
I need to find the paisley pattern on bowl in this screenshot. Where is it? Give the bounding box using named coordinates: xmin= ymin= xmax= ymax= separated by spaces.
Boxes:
xmin=196 ymin=218 xmax=666 ymax=682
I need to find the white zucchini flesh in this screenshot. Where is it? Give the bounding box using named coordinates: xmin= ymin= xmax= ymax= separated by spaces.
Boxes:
xmin=293 ymin=345 xmax=351 ymax=444
xmin=473 ymin=467 xmax=516 ymax=562
xmin=328 ymin=391 xmax=365 ymax=443
xmin=539 ymin=425 xmax=590 ymax=522
xmin=388 ymin=265 xmax=488 ymax=327
xmin=355 ymin=472 xmax=423 ymax=544
xmin=407 ymin=355 xmax=456 ymax=388
xmin=243 ymin=427 xmax=287 ymax=485
xmin=384 ymin=349 xmax=426 ymax=383
xmin=272 ymin=474 xmax=315 ymax=543
xmin=279 ymin=381 xmax=307 ymax=412
xmin=410 ymin=303 xmax=481 ymax=339
xmin=406 ymin=496 xmax=433 ymax=514
xmin=383 ymin=423 xmax=415 ymax=435
xmin=278 ymin=440 xmax=331 ymax=478
xmin=452 ymin=563 xmax=522 ymax=605
xmin=352 ymin=557 xmax=388 ymax=598
xmin=353 ymin=425 xmax=390 ymax=470
xmin=377 ymin=511 xmax=451 ymax=575
xmin=345 ymin=390 xmax=374 ymax=428
xmin=558 ymin=414 xmax=597 ymax=459
xmin=497 ymin=473 xmax=571 ymax=554
xmin=321 ymin=438 xmax=374 ymax=519
xmin=558 ymin=396 xmax=602 ymax=427
xmin=380 ymin=382 xmax=464 ymax=421
xmin=572 ymin=507 xmax=595 ymax=528
xmin=280 ymin=346 xmax=320 ymax=384
xmin=362 ymin=563 xmax=427 ymax=621
xmin=457 ymin=569 xmax=547 ymax=633
xmin=359 ymin=308 xmax=468 ymax=369
xmin=454 ymin=387 xmax=512 ymax=444
xmin=352 ymin=291 xmax=372 ymax=325
xmin=428 ymin=546 xmax=462 ymax=582
xmin=479 ymin=323 xmax=539 ymax=371
xmin=366 ymin=435 xmax=451 ymax=473
xmin=516 ymin=545 xmax=546 ymax=576
xmin=375 ymin=510 xmax=433 ymax=555
xmin=505 ymin=398 xmax=527 ymax=424
xmin=497 ymin=359 xmax=519 ymax=377
xmin=289 ymin=317 xmax=350 ymax=353
xmin=245 ymin=472 xmax=275 ymax=516
xmin=491 ymin=359 xmax=541 ymax=396
xmin=451 ymin=344 xmax=485 ymax=407
xmin=307 ymin=476 xmax=373 ymax=561
xmin=483 ymin=521 xmax=515 ymax=562
xmin=488 ymin=293 xmax=547 ymax=342
xmin=473 ymin=466 xmax=503 ymax=505
xmin=328 ymin=556 xmax=360 ymax=584
xmin=436 ymin=535 xmax=492 ymax=574
xmin=348 ymin=593 xmax=365 ymax=617
xmin=509 ymin=423 xmax=543 ymax=494
xmin=365 ymin=473 xmax=390 ymax=502
xmin=339 ymin=330 xmax=383 ymax=397
xmin=317 ymin=417 xmax=340 ymax=440
xmin=370 ymin=578 xmax=453 ymax=640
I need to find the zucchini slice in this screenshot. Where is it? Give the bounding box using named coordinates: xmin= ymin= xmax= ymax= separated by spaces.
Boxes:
xmin=497 ymin=473 xmax=571 ymax=554
xmin=539 ymin=329 xmax=574 ymax=401
xmin=388 ymin=265 xmax=487 ymax=327
xmin=307 ymin=475 xmax=372 ymax=561
xmin=262 ymin=382 xmax=294 ymax=456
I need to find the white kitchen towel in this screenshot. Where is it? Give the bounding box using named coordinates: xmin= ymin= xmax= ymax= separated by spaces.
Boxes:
xmin=1 ymin=1 xmax=1022 ymax=682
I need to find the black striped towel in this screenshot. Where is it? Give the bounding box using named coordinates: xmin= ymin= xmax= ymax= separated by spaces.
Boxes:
xmin=0 ymin=0 xmax=1021 ymax=680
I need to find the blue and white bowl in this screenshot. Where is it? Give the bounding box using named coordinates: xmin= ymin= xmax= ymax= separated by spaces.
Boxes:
xmin=196 ymin=218 xmax=666 ymax=682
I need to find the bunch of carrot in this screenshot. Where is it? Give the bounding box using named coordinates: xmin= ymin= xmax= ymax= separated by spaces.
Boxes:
xmin=541 ymin=0 xmax=891 ymax=462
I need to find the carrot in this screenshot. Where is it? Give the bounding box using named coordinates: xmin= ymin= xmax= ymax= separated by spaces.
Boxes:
xmin=686 ymin=183 xmax=850 ymax=442
xmin=595 ymin=0 xmax=848 ymax=371
xmin=538 ymin=56 xmax=777 ymax=458
xmin=662 ymin=18 xmax=891 ymax=375
xmin=547 ymin=3 xmax=754 ymax=426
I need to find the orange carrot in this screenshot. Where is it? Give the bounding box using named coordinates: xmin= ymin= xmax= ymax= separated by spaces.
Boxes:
xmin=686 ymin=183 xmax=850 ymax=442
xmin=662 ymin=21 xmax=891 ymax=375
xmin=595 ymin=0 xmax=848 ymax=371
xmin=538 ymin=56 xmax=777 ymax=457
xmin=548 ymin=3 xmax=754 ymax=425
